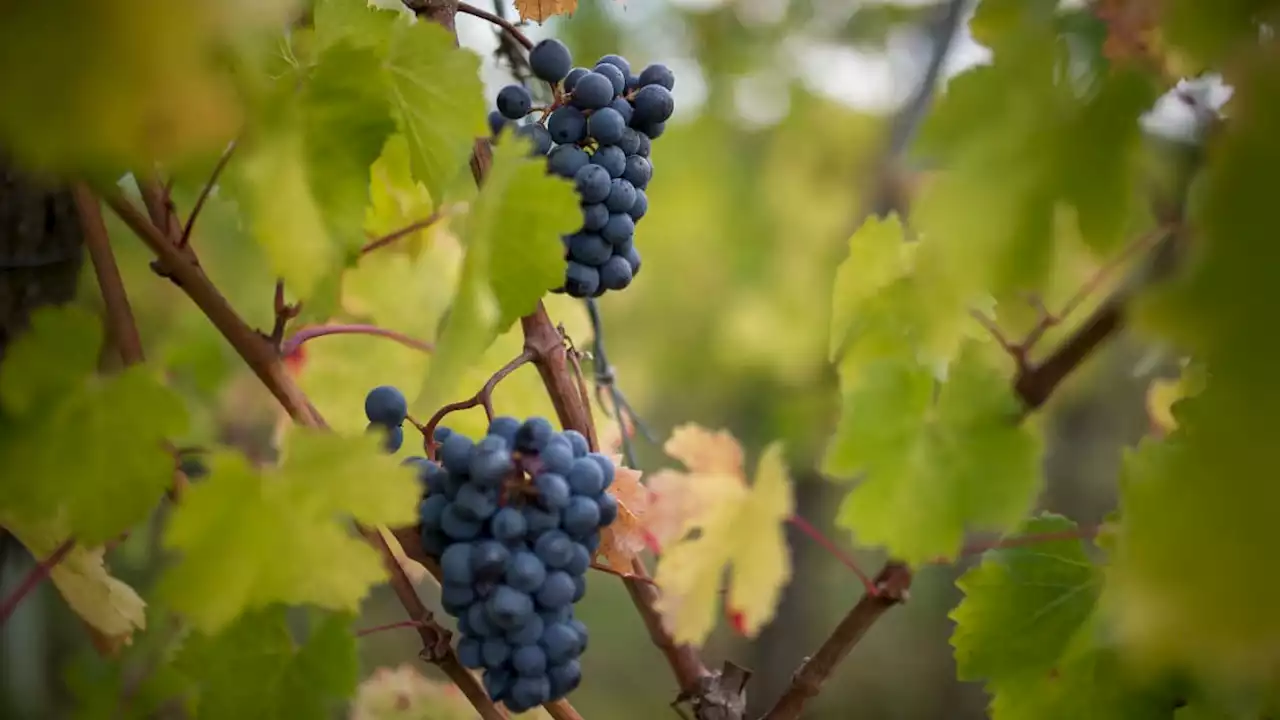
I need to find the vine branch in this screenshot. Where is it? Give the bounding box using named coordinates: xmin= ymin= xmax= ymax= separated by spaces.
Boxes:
xmin=361 ymin=209 xmax=451 ymax=255
xmin=282 ymin=324 xmax=435 ymax=358
xmin=457 ymin=2 xmax=532 ymax=50
xmin=420 ymin=349 xmax=534 ymax=445
xmin=180 ymin=140 xmax=237 ymax=249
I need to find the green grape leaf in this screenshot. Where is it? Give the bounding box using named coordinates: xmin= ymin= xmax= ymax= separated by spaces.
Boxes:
xmin=1108 ymin=53 xmax=1280 ymax=677
xmin=952 ymin=514 xmax=1178 ymax=720
xmin=365 ymin=134 xmax=438 ymax=258
xmin=951 ymin=514 xmax=1101 ymax=682
xmin=313 ymin=0 xmax=402 ymax=52
xmin=385 ymin=17 xmax=489 ymax=201
xmin=0 ymin=306 xmax=188 ymax=545
xmin=302 ymin=41 xmax=397 ymax=249
xmin=1161 ymin=0 xmax=1271 ymax=69
xmin=830 ymin=341 xmax=1042 ymax=564
xmin=176 ymin=607 xmax=358 ymax=719
xmin=828 ymin=214 xmax=916 ymax=361
xmin=410 ymin=136 xmax=580 ymax=418
xmin=159 ymin=427 xmax=418 ymax=632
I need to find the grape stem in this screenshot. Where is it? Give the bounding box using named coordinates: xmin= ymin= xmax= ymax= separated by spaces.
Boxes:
xmin=179 ymin=139 xmax=237 ymax=249
xmin=785 ymin=515 xmax=877 ymax=596
xmin=360 ymin=207 xmax=452 ymax=255
xmin=281 ymin=323 xmax=435 ymax=358
xmin=356 ymin=618 xmax=428 ymax=637
xmin=589 ymin=562 xmax=659 ymax=586
xmin=457 ymin=2 xmax=532 ymax=50
xmin=99 ymin=189 xmax=508 ymax=720
xmin=0 ymin=540 xmax=75 ymax=628
xmin=419 ymin=349 xmax=536 ymax=456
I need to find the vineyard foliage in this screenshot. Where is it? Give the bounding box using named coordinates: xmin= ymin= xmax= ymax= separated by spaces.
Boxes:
xmin=0 ymin=0 xmax=1278 ymax=717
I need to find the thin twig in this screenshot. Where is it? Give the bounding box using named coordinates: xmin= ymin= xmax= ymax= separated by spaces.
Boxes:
xmin=786 ymin=515 xmax=876 ymax=596
xmin=0 ymin=540 xmax=76 ymax=627
xmin=267 ymin=279 xmax=302 ymax=350
xmin=949 ymin=524 xmax=1101 ymax=561
xmin=357 ymin=619 xmax=428 ymax=637
xmin=73 ymin=184 xmax=145 ymax=365
xmin=584 ymin=298 xmax=655 ymax=468
xmin=420 ymin=350 xmax=535 ymax=452
xmin=361 ymin=209 xmax=450 ymax=255
xmin=282 ymin=324 xmax=436 ymax=358
xmin=457 ymin=2 xmax=533 ymax=50
xmin=590 ymin=561 xmax=659 ymax=586
xmin=180 ymin=140 xmax=237 ymax=248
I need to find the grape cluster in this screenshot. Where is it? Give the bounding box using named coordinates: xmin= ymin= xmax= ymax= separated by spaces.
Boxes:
xmin=362 ymin=386 xmax=618 ymax=712
xmin=487 ymin=38 xmax=676 ymax=299
xmin=365 ymin=385 xmax=408 ymax=453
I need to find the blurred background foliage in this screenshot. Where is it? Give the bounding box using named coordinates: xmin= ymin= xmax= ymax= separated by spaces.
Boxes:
xmin=0 ymin=0 xmax=1186 ymax=717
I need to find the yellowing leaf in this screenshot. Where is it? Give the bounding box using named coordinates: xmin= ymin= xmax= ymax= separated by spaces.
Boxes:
xmin=352 ymin=664 xmax=480 ymax=720
xmin=364 ymin=134 xmax=439 ymax=258
xmin=160 ymin=427 xmax=419 ymax=633
xmin=652 ymin=429 xmax=793 ymax=646
xmin=513 ymin=0 xmax=576 ymax=23
xmin=0 ymin=513 xmax=146 ymax=646
xmin=829 ymin=214 xmax=916 ymax=361
xmin=597 ymin=459 xmax=650 ymax=572
xmin=1145 ymin=363 xmax=1203 ymax=436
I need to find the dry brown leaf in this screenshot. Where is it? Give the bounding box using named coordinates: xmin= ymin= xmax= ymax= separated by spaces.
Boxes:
xmin=598 ymin=457 xmax=650 ymax=571
xmin=513 ymin=0 xmax=576 ymax=24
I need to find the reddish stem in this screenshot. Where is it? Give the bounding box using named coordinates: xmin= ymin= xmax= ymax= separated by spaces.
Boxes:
xmin=357 ymin=619 xmax=428 ymax=637
xmin=947 ymin=525 xmax=1101 ymax=562
xmin=281 ymin=324 xmax=435 ymax=358
xmin=787 ymin=515 xmax=878 ymax=596
xmin=0 ymin=540 xmax=76 ymax=627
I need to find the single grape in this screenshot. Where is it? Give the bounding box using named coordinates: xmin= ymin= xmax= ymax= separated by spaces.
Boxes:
xmin=592 ymin=62 xmax=626 ymax=96
xmin=539 ymin=435 xmax=575 ymax=475
xmin=534 ymin=530 xmax=575 ymax=569
xmin=458 ymin=637 xmax=484 ymax=669
xmin=434 ymin=426 xmax=454 ymax=443
xmin=441 ymin=503 xmax=482 ymax=540
xmin=548 ymin=660 xmax=582 ymax=697
xmin=571 ymin=574 xmax=586 ymax=603
xmin=468 ymin=602 xmax=498 ymax=638
xmin=617 ymin=127 xmax=641 ymax=155
xmin=587 ymin=452 xmax=616 ymax=488
xmin=563 ymin=67 xmax=589 ymax=92
xmin=492 ymin=506 xmax=528 ymax=542
xmin=483 ymin=667 xmax=513 ymax=702
xmin=596 ymin=53 xmax=632 ymax=76
xmin=626 ymin=73 xmax=641 ymax=92
xmin=439 ymin=433 xmax=474 ymax=475
xmin=639 ymin=63 xmax=676 ymax=90
xmin=488 ymin=109 xmax=511 ymax=137
xmin=635 ymin=132 xmax=651 ymax=158
xmin=515 ymin=123 xmax=553 ymax=156
xmin=540 ymin=622 xmax=580 ymax=664
xmin=587 ymin=107 xmax=626 ymax=145
xmin=566 ymin=542 xmax=591 ymax=576
xmin=547 ymin=144 xmax=589 ymax=179
xmin=567 ymin=457 xmax=605 ymax=496
xmin=589 ymin=145 xmax=626 ymax=178
xmin=628 ymin=188 xmax=648 ymax=221
xmin=580 ymin=203 xmax=609 ymax=232
xmin=482 ymin=637 xmax=512 ymax=669
xmin=441 ymin=542 xmax=475 ymax=585
xmin=625 ymin=245 xmax=643 ymax=276
xmin=637 ymin=120 xmax=667 ymax=139
xmin=563 ymin=430 xmax=590 ymax=458
xmin=597 ymin=491 xmax=619 ymax=526
xmin=547 ymin=106 xmax=587 ymax=145
xmin=568 ymin=232 xmax=612 ymax=266
xmin=505 ymin=550 xmax=548 ymax=593
xmin=510 ymin=676 xmax=551 ymax=711
xmin=523 ymin=505 xmax=562 ymax=536
xmin=365 ymin=385 xmax=408 ymax=426
xmin=568 ymin=618 xmax=589 ymax=652
xmin=614 ymin=237 xmax=634 ymax=258
xmin=573 ymin=164 xmax=611 ymax=204
xmin=605 ymin=178 xmax=636 ymax=213
xmin=562 ymin=496 xmax=602 ymax=537
xmin=496 ymin=84 xmax=533 ymax=119
xmin=420 ymin=493 xmax=448 ymax=529
xmin=455 ymin=483 xmax=498 ymax=521
xmin=582 ymin=531 xmax=601 ymax=554
xmin=533 ymin=473 xmax=572 ymax=511
xmin=623 ymin=155 xmax=652 ymax=189
xmin=529 ymin=38 xmax=572 ymax=83
xmin=506 ymin=612 xmax=545 ymax=645
xmin=564 ymin=262 xmax=600 ymax=298
xmin=472 ymin=540 xmax=510 ymax=580
xmin=569 ymin=72 xmax=614 ymax=110
xmin=631 ymin=85 xmax=674 ymax=125
xmin=367 ymin=422 xmax=403 ymax=453
xmin=599 ymin=254 xmax=634 ymax=291
xmin=487 ymin=585 xmax=535 ymax=630
xmin=601 ymin=213 xmax=635 ymax=246
xmin=486 ymin=416 xmax=520 ymax=446
xmin=609 ymin=99 xmax=634 ymax=127
xmin=512 ymin=644 xmax=548 ymax=677
xmin=516 ymin=417 xmax=555 ymax=452
xmin=441 ymin=583 xmax=475 ymax=607
xmin=470 ymin=447 xmax=514 ymax=489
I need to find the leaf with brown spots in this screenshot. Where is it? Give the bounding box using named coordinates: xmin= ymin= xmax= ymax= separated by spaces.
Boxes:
xmin=513 ymin=0 xmax=576 ymax=24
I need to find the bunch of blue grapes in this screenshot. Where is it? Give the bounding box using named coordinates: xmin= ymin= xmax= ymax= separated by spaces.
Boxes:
xmin=363 ymin=385 xmax=618 ymax=711
xmin=487 ymin=38 xmax=676 ymax=299
xmin=365 ymin=385 xmax=408 ymax=453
